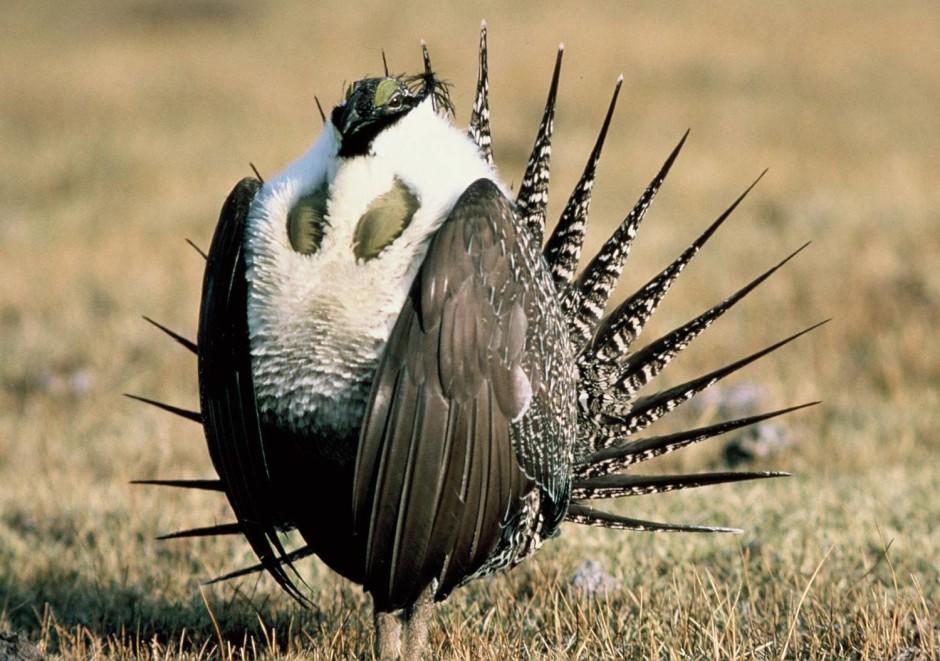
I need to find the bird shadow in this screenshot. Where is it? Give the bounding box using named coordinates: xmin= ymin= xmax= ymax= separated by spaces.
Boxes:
xmin=0 ymin=568 xmax=362 ymax=655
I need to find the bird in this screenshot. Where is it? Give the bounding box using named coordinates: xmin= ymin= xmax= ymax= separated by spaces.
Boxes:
xmin=130 ymin=24 xmax=823 ymax=660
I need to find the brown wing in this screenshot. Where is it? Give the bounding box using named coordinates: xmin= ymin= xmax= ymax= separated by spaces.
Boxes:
xmin=352 ymin=178 xmax=536 ymax=612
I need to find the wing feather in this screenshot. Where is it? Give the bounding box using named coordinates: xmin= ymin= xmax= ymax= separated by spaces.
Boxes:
xmin=197 ymin=177 xmax=309 ymax=604
xmin=353 ymin=179 xmax=539 ymax=611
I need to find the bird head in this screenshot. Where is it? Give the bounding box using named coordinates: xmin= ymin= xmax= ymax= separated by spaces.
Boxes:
xmin=332 ymin=74 xmax=453 ymax=157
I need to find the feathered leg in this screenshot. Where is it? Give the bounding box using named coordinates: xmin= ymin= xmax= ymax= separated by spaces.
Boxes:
xmin=372 ymin=583 xmax=435 ymax=660
xmin=374 ymin=607 xmax=402 ymax=660
xmin=401 ymin=583 xmax=435 ymax=660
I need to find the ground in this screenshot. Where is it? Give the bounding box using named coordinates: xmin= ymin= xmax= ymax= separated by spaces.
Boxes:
xmin=0 ymin=1 xmax=938 ymax=658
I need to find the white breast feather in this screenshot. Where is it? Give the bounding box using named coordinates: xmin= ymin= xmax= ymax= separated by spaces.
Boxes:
xmin=244 ymin=99 xmax=503 ymax=438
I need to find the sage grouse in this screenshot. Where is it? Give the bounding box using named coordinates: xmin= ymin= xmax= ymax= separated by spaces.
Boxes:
xmin=132 ymin=25 xmax=822 ymax=659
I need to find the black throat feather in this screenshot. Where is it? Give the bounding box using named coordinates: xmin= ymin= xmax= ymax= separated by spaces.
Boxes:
xmin=334 ymin=70 xmax=454 ymax=158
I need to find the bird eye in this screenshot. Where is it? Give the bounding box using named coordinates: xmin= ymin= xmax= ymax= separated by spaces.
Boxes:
xmin=387 ymin=93 xmax=402 ymax=109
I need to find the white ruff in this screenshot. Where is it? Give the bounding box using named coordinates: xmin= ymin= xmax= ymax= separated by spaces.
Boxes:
xmin=244 ymin=99 xmax=502 ymax=438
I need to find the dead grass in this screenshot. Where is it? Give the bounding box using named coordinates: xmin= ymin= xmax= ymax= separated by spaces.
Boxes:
xmin=1 ymin=1 xmax=938 ymax=658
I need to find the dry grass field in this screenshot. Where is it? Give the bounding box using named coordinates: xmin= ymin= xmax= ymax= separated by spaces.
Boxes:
xmin=1 ymin=1 xmax=939 ymax=658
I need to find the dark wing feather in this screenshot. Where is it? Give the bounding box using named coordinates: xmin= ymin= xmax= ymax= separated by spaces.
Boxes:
xmin=353 ymin=179 xmax=537 ymax=612
xmin=197 ymin=177 xmax=309 ymax=604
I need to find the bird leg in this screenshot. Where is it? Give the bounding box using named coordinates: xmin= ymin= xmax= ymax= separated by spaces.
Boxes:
xmin=372 ymin=581 xmax=436 ymax=660
xmin=401 ymin=582 xmax=435 ymax=661
xmin=373 ymin=608 xmax=402 ymax=660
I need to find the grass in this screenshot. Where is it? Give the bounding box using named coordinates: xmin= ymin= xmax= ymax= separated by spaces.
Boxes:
xmin=1 ymin=0 xmax=938 ymax=658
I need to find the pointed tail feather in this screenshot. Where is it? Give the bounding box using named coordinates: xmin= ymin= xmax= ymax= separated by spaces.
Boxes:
xmin=576 ymin=402 xmax=819 ymax=478
xmin=124 ymin=393 xmax=202 ymax=423
xmin=468 ymin=21 xmax=493 ymax=165
xmin=565 ymin=502 xmax=740 ymax=533
xmin=132 ymin=479 xmax=225 ymax=491
xmin=571 ymin=470 xmax=787 ymax=500
xmin=142 ymin=315 xmax=197 ymax=354
xmin=157 ymin=522 xmax=242 ymax=540
xmin=594 ymin=320 xmax=828 ymax=443
xmin=186 ymin=238 xmax=208 ymax=260
xmin=543 ymin=76 xmax=623 ymax=289
xmin=204 ymin=545 xmax=316 ymax=586
xmin=597 ymin=242 xmax=810 ymax=415
xmin=157 ymin=522 xmax=310 ymax=603
xmin=516 ymin=46 xmax=564 ymax=245
xmin=587 ymin=171 xmax=767 ymax=368
xmin=265 ymin=532 xmax=315 ymax=606
xmin=421 ymin=40 xmax=433 ymax=76
xmin=565 ymin=131 xmax=689 ymax=350
xmin=416 ymin=40 xmax=455 ymax=116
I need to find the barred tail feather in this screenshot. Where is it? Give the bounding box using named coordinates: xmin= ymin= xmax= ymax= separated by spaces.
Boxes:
xmin=421 ymin=40 xmax=433 ymax=76
xmin=565 ymin=502 xmax=740 ymax=533
xmin=597 ymin=242 xmax=810 ymax=415
xmin=543 ymin=76 xmax=622 ymax=289
xmin=565 ymin=131 xmax=689 ymax=350
xmin=594 ymin=320 xmax=828 ymax=444
xmin=576 ymin=401 xmax=819 ymax=478
xmin=571 ymin=470 xmax=787 ymax=500
xmin=516 ymin=46 xmax=564 ymax=244
xmin=587 ymin=171 xmax=767 ymax=368
xmin=467 ymin=21 xmax=493 ymax=165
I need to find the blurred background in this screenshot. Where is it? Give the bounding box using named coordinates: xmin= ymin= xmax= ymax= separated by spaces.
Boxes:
xmin=1 ymin=1 xmax=937 ymax=657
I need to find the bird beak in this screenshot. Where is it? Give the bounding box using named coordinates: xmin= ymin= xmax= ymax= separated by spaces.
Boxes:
xmin=335 ymin=103 xmax=362 ymax=137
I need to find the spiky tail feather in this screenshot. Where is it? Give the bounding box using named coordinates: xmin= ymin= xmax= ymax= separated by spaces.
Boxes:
xmin=142 ymin=315 xmax=197 ymax=354
xmin=124 ymin=392 xmax=201 ymax=423
xmin=515 ymin=46 xmax=564 ymax=244
xmin=543 ymin=76 xmax=622 ymax=290
xmin=467 ymin=21 xmax=493 ymax=166
xmin=566 ymin=503 xmax=740 ymax=534
xmin=592 ymin=242 xmax=811 ymax=417
xmin=204 ymin=545 xmax=316 ymax=586
xmin=574 ymin=402 xmax=819 ymax=479
xmin=132 ymin=478 xmax=225 ymax=491
xmin=582 ymin=171 xmax=766 ymax=373
xmin=562 ymin=130 xmax=689 ymax=352
xmin=525 ymin=56 xmax=822 ymax=532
